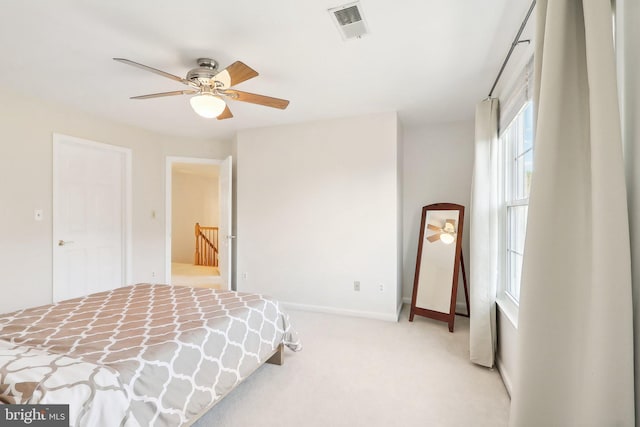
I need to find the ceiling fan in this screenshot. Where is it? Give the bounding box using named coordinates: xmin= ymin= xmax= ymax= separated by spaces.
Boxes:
xmin=113 ymin=57 xmax=290 ymax=120
xmin=426 ymin=219 xmax=457 ymax=244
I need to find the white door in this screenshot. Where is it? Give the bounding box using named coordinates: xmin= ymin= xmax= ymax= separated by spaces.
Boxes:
xmin=218 ymin=156 xmax=233 ymax=289
xmin=53 ymin=135 xmax=130 ymax=302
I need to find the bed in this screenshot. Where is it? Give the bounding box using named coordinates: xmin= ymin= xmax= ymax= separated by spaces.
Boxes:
xmin=0 ymin=284 xmax=301 ymax=426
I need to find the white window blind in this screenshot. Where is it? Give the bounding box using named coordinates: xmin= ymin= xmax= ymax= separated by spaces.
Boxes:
xmin=499 ymin=57 xmax=534 ymax=132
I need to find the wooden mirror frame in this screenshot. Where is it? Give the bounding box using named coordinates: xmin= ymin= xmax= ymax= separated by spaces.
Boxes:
xmin=409 ymin=203 xmax=469 ymax=332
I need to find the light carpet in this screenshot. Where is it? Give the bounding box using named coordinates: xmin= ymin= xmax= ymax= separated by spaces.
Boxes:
xmin=171 ymin=262 xmax=221 ymax=289
xmin=193 ymin=306 xmax=509 ymax=427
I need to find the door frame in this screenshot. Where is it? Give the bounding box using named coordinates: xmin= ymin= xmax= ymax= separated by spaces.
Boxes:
xmin=52 ymin=133 xmax=133 ymax=298
xmin=165 ymin=156 xmax=225 ymax=284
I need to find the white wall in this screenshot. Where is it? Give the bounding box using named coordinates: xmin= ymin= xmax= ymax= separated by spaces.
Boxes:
xmin=496 ymin=309 xmax=517 ymax=395
xmin=236 ymin=112 xmax=402 ymax=320
xmin=171 ymin=170 xmax=219 ymax=264
xmin=617 ymin=1 xmax=640 ymax=423
xmin=0 ymin=87 xmax=231 ymax=313
xmin=397 ymin=122 xmax=405 ymax=311
xmin=401 ymin=121 xmax=475 ymax=303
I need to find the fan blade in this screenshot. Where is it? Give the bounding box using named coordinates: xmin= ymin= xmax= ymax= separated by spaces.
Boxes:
xmin=113 ymin=58 xmax=192 ymax=86
xmin=427 ymin=224 xmax=442 ymax=232
xmin=427 ymin=234 xmax=441 ymax=243
xmin=215 ymin=61 xmax=259 ymax=87
xmin=217 ymin=105 xmax=233 ymax=120
xmin=130 ymin=90 xmax=197 ymax=100
xmin=446 ymin=219 xmax=456 ymax=226
xmin=224 ymin=90 xmax=289 ymax=109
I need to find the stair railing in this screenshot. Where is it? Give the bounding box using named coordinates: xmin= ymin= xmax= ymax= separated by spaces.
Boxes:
xmin=194 ymin=223 xmax=219 ymax=267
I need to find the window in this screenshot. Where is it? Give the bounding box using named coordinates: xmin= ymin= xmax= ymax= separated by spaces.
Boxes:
xmin=495 ymin=55 xmax=534 ymax=308
xmin=500 ymin=102 xmax=534 ymax=302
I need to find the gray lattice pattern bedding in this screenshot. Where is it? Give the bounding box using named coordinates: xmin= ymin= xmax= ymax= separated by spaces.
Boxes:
xmin=0 ymin=284 xmax=301 ymax=426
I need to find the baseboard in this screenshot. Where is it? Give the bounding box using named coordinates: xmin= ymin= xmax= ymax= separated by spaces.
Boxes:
xmin=402 ymin=297 xmax=469 ymax=314
xmin=285 ymin=297 xmax=468 ymax=322
xmin=495 ymin=355 xmax=513 ymax=397
xmin=281 ymin=301 xmax=399 ymax=322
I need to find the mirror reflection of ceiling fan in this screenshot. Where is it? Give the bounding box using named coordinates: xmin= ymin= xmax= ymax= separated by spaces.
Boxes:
xmin=427 ymin=219 xmax=457 ymax=244
xmin=113 ymin=57 xmax=289 ymax=120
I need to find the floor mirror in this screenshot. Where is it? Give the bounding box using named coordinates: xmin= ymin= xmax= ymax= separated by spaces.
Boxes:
xmin=409 ymin=203 xmax=469 ymax=332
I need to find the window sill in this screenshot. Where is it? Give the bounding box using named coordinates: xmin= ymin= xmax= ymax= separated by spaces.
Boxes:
xmin=496 ymin=293 xmax=519 ymax=329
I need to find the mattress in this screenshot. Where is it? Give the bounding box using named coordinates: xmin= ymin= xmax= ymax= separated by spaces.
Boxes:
xmin=0 ymin=284 xmax=301 ymax=426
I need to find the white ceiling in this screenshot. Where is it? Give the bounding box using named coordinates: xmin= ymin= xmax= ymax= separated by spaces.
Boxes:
xmin=0 ymin=0 xmax=533 ymax=141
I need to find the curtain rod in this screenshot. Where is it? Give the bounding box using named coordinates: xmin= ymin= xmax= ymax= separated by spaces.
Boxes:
xmin=487 ymin=0 xmax=536 ymax=98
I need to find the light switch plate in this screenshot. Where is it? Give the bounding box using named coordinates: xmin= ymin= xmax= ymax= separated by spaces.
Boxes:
xmin=34 ymin=209 xmax=43 ymax=221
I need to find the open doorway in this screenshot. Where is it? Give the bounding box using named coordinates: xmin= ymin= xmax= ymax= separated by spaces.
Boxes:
xmin=166 ymin=157 xmax=232 ymax=289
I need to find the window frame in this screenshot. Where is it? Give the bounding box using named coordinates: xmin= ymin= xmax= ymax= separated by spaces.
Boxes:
xmin=497 ymin=99 xmax=534 ymax=325
xmin=507 ymin=101 xmax=533 ymax=301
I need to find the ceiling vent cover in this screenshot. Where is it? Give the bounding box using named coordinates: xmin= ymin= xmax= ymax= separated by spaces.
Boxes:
xmin=328 ymin=1 xmax=369 ymax=40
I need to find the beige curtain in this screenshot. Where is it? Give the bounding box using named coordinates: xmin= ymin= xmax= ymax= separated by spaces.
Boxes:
xmin=469 ymin=98 xmax=499 ymax=368
xmin=509 ymin=1 xmax=635 ymax=426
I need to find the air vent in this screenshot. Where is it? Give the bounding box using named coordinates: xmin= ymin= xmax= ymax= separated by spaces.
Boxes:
xmin=328 ymin=1 xmax=369 ymax=40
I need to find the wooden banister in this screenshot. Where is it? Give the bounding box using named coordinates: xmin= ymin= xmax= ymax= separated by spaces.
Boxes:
xmin=194 ymin=223 xmax=219 ymax=267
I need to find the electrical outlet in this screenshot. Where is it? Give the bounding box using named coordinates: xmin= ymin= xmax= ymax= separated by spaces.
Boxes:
xmin=354 ymin=281 xmax=360 ymax=291
xmin=379 ymin=283 xmax=384 ymax=292
xmin=151 ymin=272 xmax=156 ymax=279
xmin=242 ymin=272 xmax=248 ymax=280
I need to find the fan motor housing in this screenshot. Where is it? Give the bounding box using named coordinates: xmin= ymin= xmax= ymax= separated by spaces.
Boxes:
xmin=186 ymin=58 xmax=219 ymax=85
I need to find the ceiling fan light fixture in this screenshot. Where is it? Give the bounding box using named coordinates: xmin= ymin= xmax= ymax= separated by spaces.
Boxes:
xmin=440 ymin=233 xmax=455 ymax=245
xmin=190 ymin=93 xmax=226 ymax=118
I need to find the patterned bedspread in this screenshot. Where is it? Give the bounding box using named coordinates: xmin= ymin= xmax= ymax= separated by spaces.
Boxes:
xmin=0 ymin=284 xmax=301 ymax=426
